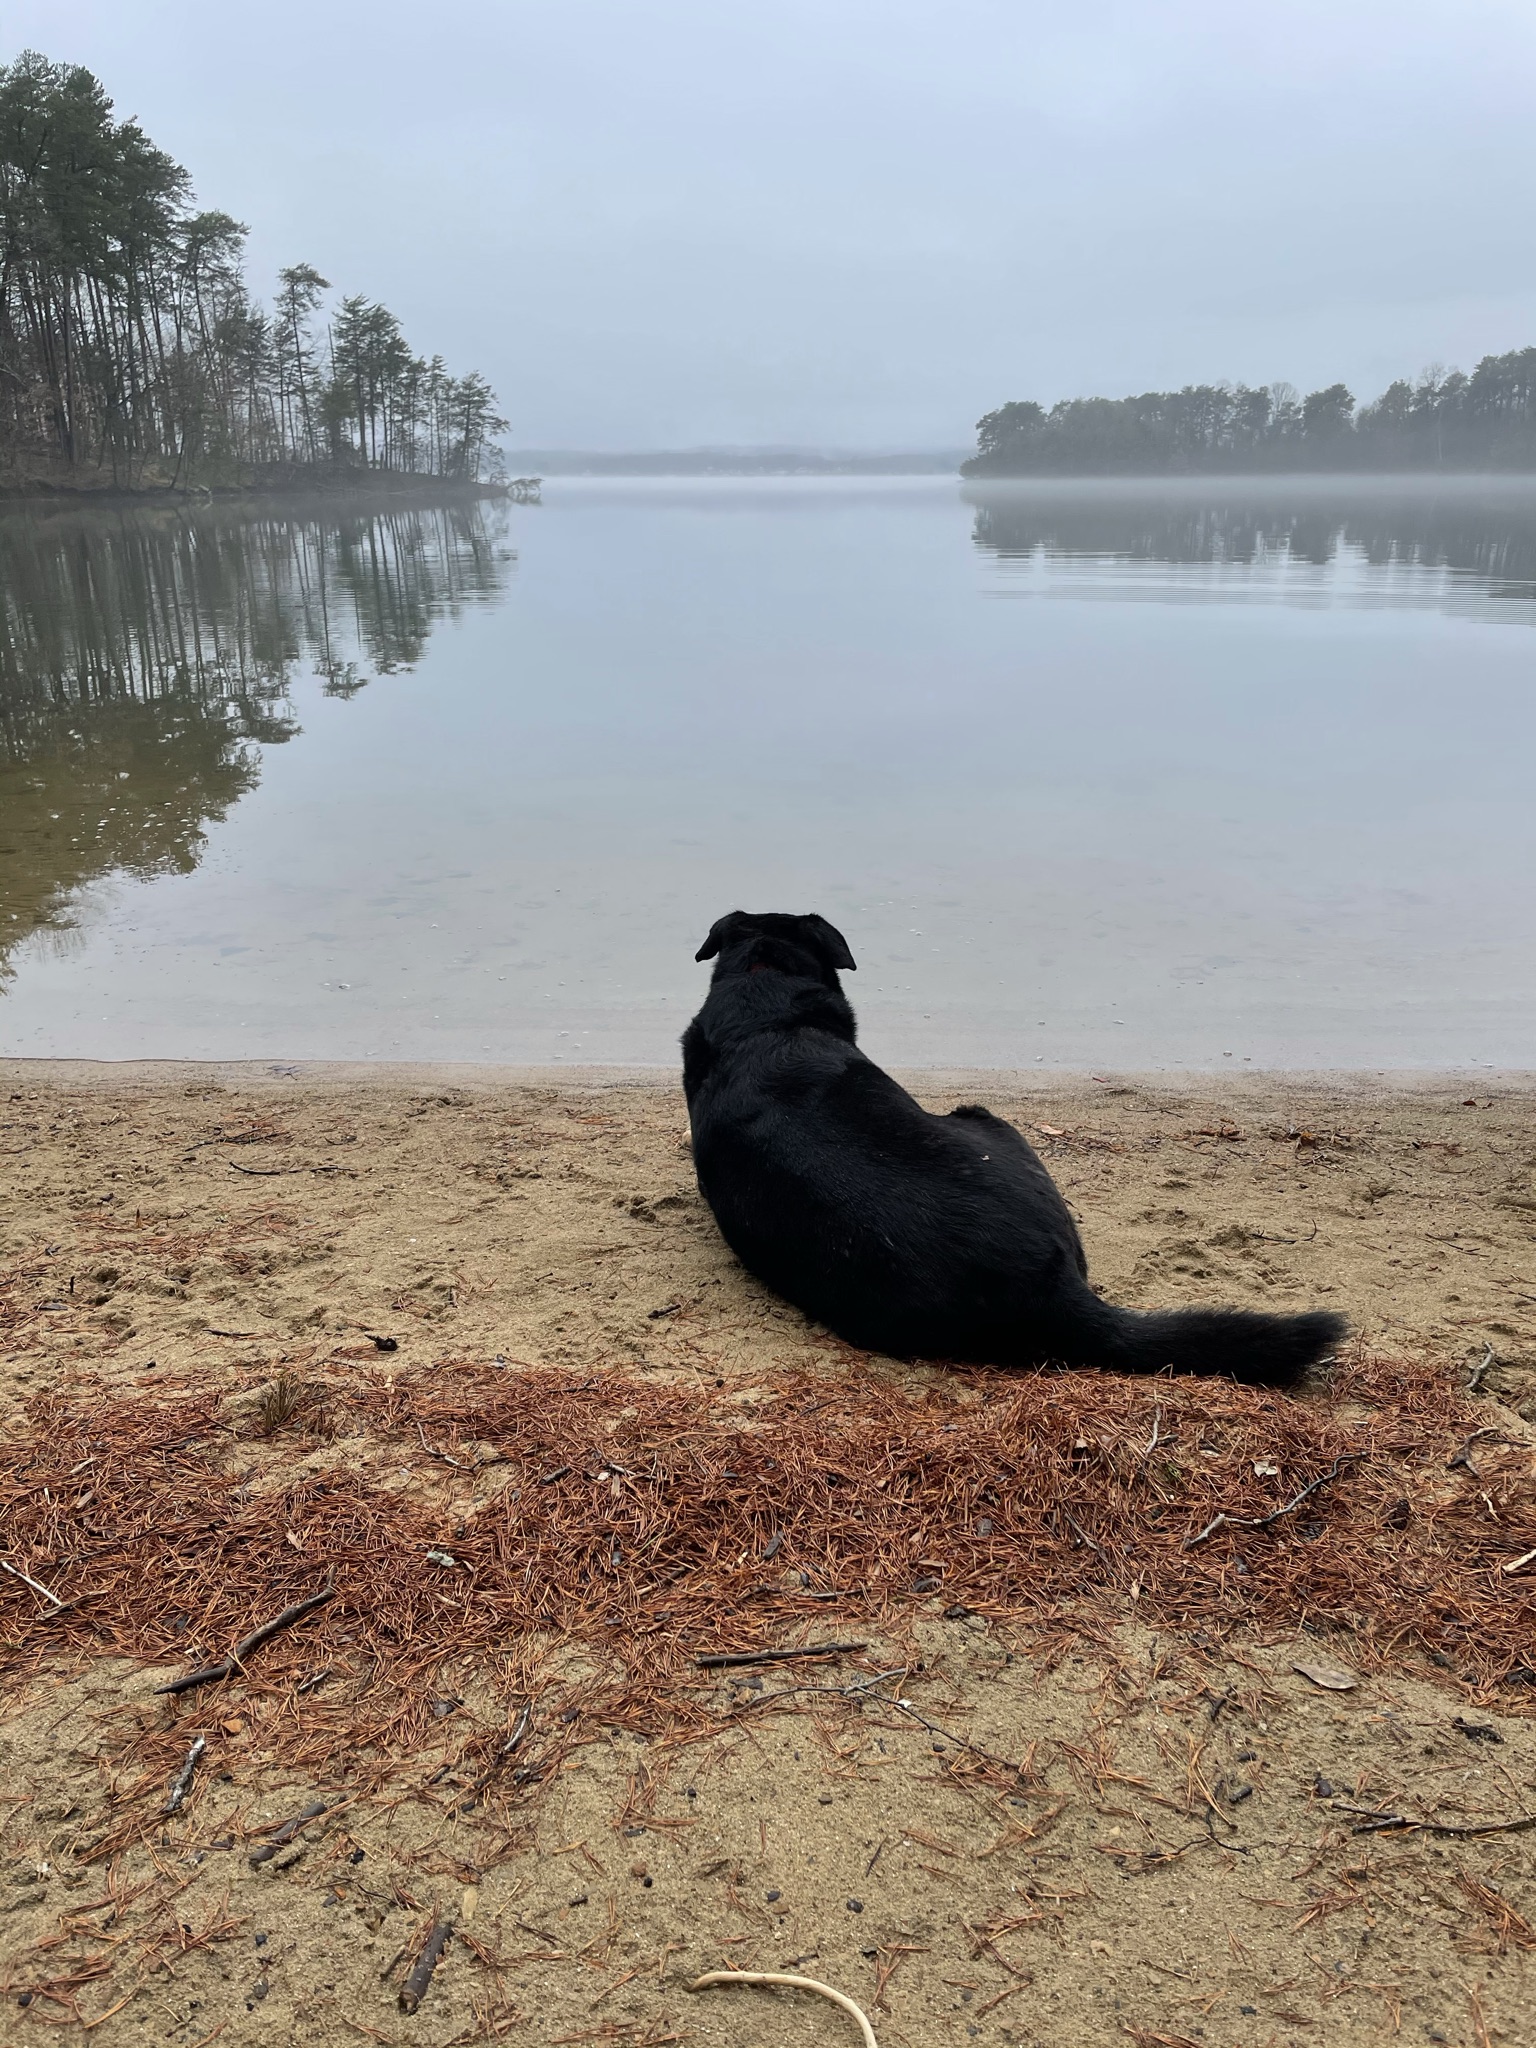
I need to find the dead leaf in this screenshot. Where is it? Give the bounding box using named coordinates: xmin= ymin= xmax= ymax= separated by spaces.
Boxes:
xmin=1293 ymin=1660 xmax=1358 ymax=1692
xmin=1035 ymin=1125 xmax=1066 ymax=1138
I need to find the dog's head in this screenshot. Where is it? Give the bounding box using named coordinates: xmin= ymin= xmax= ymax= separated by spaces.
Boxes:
xmin=694 ymin=910 xmax=857 ymax=985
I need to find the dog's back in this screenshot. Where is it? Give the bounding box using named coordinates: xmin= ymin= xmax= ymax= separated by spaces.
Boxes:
xmin=683 ymin=910 xmax=1345 ymax=1385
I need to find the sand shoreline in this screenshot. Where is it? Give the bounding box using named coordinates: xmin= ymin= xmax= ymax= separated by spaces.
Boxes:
xmin=3 ymin=1061 xmax=1534 ymax=2045
xmin=4 ymin=1060 xmax=1532 ymax=1406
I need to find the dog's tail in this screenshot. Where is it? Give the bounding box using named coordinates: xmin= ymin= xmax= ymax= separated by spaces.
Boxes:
xmin=1053 ymin=1278 xmax=1346 ymax=1388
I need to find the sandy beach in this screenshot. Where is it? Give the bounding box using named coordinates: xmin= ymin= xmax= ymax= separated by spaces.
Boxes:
xmin=3 ymin=1063 xmax=1535 ymax=2046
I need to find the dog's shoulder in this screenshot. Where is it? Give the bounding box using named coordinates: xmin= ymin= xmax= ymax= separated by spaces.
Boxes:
xmin=692 ymin=972 xmax=856 ymax=1048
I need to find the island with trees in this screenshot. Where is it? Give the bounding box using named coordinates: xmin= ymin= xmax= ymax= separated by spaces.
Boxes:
xmin=962 ymin=356 xmax=1536 ymax=475
xmin=0 ymin=52 xmax=509 ymax=497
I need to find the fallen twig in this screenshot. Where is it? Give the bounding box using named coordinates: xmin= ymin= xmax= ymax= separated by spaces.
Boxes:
xmin=1468 ymin=1345 xmax=1496 ymax=1394
xmin=248 ymin=1799 xmax=329 ymax=1865
xmin=889 ymin=1695 xmax=1025 ymax=1776
xmin=154 ymin=1581 xmax=335 ymax=1695
xmin=0 ymin=1555 xmax=67 ymax=1608
xmin=688 ymin=1969 xmax=878 ymax=2047
xmin=696 ymin=1641 xmax=866 ymax=1670
xmin=1060 ymin=1508 xmax=1107 ymax=1560
xmin=1183 ymin=1454 xmax=1361 ymax=1550
xmin=1448 ymin=1427 xmax=1503 ymax=1473
xmin=454 ymin=1701 xmax=534 ymax=1812
xmin=1333 ymin=1800 xmax=1536 ymax=1839
xmin=400 ymin=1916 xmax=455 ymax=2013
xmin=163 ymin=1736 xmax=206 ymax=1815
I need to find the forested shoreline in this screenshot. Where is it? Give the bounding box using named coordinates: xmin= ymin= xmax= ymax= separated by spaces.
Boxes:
xmin=0 ymin=52 xmax=507 ymax=497
xmin=963 ymin=355 xmax=1536 ymax=476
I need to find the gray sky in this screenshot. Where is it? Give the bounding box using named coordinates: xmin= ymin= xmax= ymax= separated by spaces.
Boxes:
xmin=12 ymin=1 xmax=1536 ymax=448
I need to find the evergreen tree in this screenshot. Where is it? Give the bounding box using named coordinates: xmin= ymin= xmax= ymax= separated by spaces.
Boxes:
xmin=0 ymin=52 xmax=506 ymax=488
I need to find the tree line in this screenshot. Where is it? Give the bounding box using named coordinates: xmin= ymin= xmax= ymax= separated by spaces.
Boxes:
xmin=0 ymin=52 xmax=508 ymax=491
xmin=963 ymin=354 xmax=1536 ymax=475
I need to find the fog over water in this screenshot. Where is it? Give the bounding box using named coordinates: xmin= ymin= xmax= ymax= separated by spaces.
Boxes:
xmin=11 ymin=1 xmax=1536 ymax=448
xmin=2 ymin=481 xmax=1531 ymax=1071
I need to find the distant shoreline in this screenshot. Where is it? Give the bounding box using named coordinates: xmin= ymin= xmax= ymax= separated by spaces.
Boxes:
xmin=12 ymin=465 xmax=1536 ymax=502
xmin=0 ymin=474 xmax=513 ymax=512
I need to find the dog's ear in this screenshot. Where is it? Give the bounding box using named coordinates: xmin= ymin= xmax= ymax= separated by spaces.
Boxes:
xmin=695 ymin=911 xmax=748 ymax=962
xmin=804 ymin=914 xmax=856 ymax=972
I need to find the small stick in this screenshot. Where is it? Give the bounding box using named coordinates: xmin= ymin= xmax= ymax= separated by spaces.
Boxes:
xmin=889 ymin=1696 xmax=1023 ymax=1775
xmin=1183 ymin=1454 xmax=1361 ymax=1550
xmin=1468 ymin=1344 xmax=1496 ymax=1393
xmin=696 ymin=1642 xmax=866 ymax=1670
xmin=249 ymin=1799 xmax=329 ymax=1864
xmin=1448 ymin=1428 xmax=1501 ymax=1474
xmin=163 ymin=1736 xmax=206 ymax=1815
xmin=538 ymin=1465 xmax=573 ymax=1485
xmin=399 ymin=1916 xmax=455 ymax=2013
xmin=688 ymin=1969 xmax=879 ymax=2047
xmin=155 ymin=1581 xmax=334 ymax=1695
xmin=1060 ymin=1509 xmax=1107 ymax=1560
xmin=1502 ymin=1547 xmax=1536 ymax=1577
xmin=729 ymin=1667 xmax=909 ymax=1715
xmin=1332 ymin=1801 xmax=1536 ymax=1839
xmin=0 ymin=1556 xmax=67 ymax=1609
xmin=454 ymin=1701 xmax=534 ymax=1810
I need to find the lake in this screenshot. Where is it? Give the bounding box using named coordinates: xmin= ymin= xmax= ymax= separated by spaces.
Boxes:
xmin=1 ymin=477 xmax=1532 ymax=1071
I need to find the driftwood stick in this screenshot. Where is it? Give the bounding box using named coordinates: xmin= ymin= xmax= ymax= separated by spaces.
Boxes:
xmin=399 ymin=1916 xmax=455 ymax=2013
xmin=154 ymin=1581 xmax=334 ymax=1695
xmin=163 ymin=1736 xmax=206 ymax=1815
xmin=0 ymin=1556 xmax=67 ymax=1608
xmin=688 ymin=1970 xmax=879 ymax=2047
xmin=696 ymin=1641 xmax=866 ymax=1671
xmin=1182 ymin=1454 xmax=1361 ymax=1550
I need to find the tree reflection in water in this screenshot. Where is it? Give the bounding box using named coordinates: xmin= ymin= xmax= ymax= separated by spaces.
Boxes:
xmin=0 ymin=499 xmax=511 ymax=980
xmin=968 ymin=483 xmax=1536 ymax=596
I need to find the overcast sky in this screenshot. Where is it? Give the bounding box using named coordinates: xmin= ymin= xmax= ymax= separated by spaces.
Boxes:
xmin=11 ymin=1 xmax=1536 ymax=448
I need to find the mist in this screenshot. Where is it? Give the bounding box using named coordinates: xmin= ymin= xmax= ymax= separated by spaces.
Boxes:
xmin=7 ymin=0 xmax=1536 ymax=451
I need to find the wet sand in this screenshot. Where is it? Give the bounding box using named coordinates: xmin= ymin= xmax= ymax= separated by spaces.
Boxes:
xmin=2 ymin=1063 xmax=1534 ymax=2047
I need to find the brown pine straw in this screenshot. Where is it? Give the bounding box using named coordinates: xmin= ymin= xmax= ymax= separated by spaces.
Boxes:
xmin=2 ymin=1345 xmax=1534 ymax=1815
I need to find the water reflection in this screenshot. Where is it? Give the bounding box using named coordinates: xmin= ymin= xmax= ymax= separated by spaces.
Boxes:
xmin=967 ymin=480 xmax=1536 ymax=601
xmin=0 ymin=500 xmax=510 ymax=979
xmin=0 ymin=479 xmax=1530 ymax=1069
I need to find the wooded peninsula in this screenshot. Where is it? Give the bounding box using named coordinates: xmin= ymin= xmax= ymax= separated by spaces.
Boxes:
xmin=0 ymin=52 xmax=507 ymax=497
xmin=963 ymin=357 xmax=1536 ymax=475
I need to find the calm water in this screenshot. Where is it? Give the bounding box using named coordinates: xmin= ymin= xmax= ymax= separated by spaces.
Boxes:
xmin=1 ymin=478 xmax=1533 ymax=1070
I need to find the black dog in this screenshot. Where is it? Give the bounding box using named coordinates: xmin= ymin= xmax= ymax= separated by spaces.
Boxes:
xmin=681 ymin=910 xmax=1345 ymax=1386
